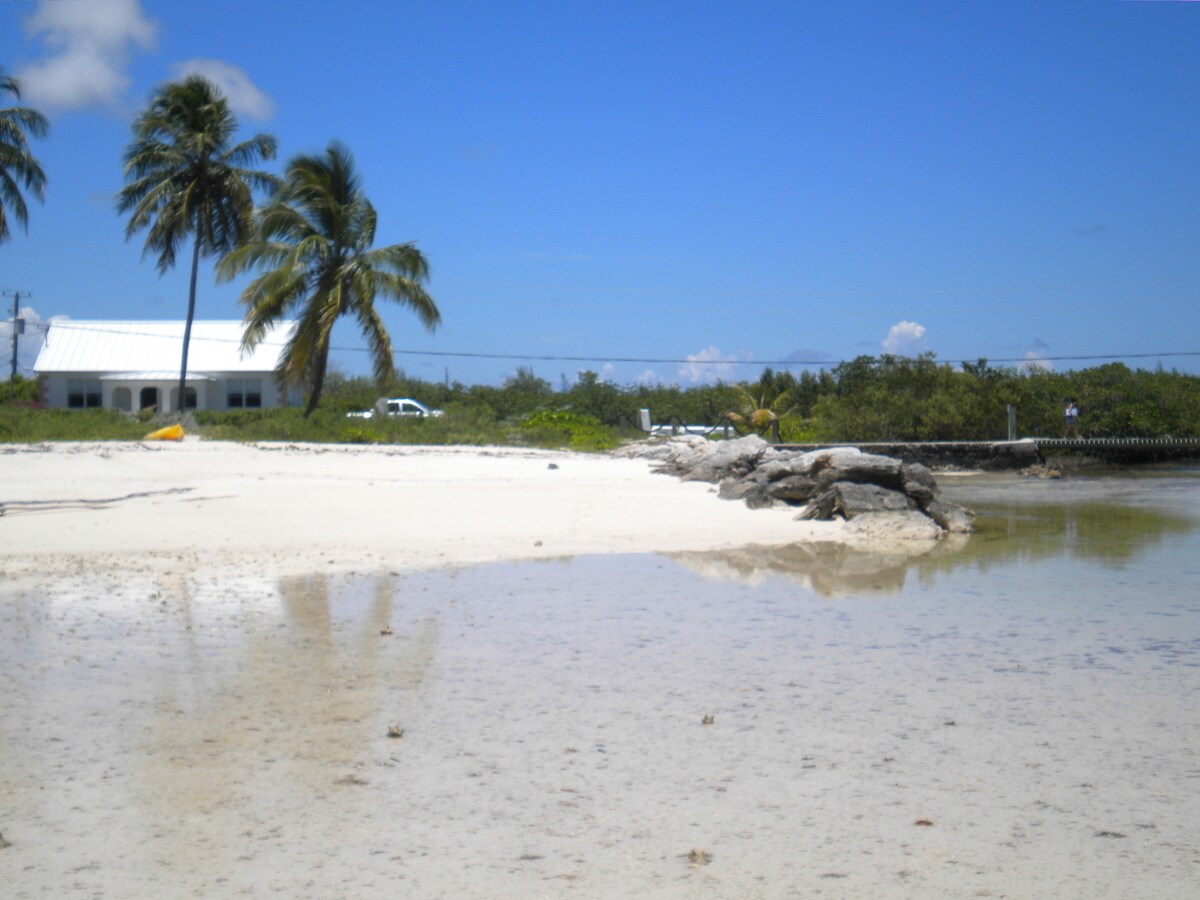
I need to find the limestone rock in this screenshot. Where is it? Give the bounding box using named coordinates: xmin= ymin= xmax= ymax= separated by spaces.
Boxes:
xmin=763 ymin=474 xmax=820 ymax=503
xmin=923 ymin=499 xmax=976 ymax=533
xmin=810 ymin=452 xmax=905 ymax=490
xmin=900 ymin=462 xmax=938 ymax=503
xmin=675 ymin=435 xmax=769 ymax=483
xmin=843 ymin=510 xmax=944 ymax=542
xmin=798 ymin=482 xmax=913 ymax=520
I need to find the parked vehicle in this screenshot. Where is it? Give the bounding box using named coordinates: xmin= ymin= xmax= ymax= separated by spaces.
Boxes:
xmin=347 ymin=398 xmax=444 ymax=419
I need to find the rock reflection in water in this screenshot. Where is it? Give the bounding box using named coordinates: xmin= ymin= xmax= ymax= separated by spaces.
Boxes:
xmin=669 ymin=537 xmax=970 ymax=598
xmin=671 ymin=487 xmax=1196 ymax=597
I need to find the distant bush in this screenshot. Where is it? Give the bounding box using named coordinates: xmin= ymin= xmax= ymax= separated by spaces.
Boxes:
xmin=517 ymin=410 xmax=620 ymax=451
xmin=0 ymin=407 xmax=148 ymax=442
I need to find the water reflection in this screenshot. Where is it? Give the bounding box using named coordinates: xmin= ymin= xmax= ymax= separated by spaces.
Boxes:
xmin=671 ymin=486 xmax=1197 ymax=597
xmin=669 ymin=539 xmax=968 ymax=598
xmin=138 ymin=573 xmax=438 ymax=875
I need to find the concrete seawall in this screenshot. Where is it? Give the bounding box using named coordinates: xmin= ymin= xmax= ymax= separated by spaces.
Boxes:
xmin=776 ymin=440 xmax=1041 ymax=471
xmin=777 ymin=438 xmax=1200 ymax=470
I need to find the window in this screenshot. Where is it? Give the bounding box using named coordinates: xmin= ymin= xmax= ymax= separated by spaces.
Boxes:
xmin=67 ymin=379 xmax=102 ymax=409
xmin=227 ymin=379 xmax=263 ymax=409
xmin=171 ymin=387 xmax=198 ymax=410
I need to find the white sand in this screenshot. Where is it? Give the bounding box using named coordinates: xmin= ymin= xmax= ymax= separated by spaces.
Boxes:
xmin=0 ymin=439 xmax=843 ymax=578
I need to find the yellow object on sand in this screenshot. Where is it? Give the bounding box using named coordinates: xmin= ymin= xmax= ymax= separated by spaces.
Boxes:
xmin=144 ymin=423 xmax=185 ymax=441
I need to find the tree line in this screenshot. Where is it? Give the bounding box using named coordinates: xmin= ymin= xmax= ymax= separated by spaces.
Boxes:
xmin=326 ymin=354 xmax=1200 ymax=442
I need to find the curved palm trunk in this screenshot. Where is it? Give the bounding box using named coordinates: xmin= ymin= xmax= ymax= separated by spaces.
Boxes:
xmin=303 ymin=338 xmax=332 ymax=418
xmin=178 ymin=237 xmax=201 ymax=413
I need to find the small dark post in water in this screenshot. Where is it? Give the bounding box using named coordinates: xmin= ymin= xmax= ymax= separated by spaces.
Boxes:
xmin=1007 ymin=404 xmax=1017 ymax=441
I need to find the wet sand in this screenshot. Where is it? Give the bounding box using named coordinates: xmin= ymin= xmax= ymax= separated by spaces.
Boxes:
xmin=2 ymin=446 xmax=1199 ymax=897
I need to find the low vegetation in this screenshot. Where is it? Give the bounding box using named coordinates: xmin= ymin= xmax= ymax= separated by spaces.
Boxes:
xmin=3 ymin=355 xmax=1199 ymax=447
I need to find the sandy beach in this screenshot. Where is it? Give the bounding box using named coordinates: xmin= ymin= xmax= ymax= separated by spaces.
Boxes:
xmin=0 ymin=440 xmax=843 ymax=580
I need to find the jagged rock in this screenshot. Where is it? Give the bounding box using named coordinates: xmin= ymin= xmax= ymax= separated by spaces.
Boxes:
xmin=634 ymin=437 xmax=974 ymax=535
xmin=675 ymin=435 xmax=769 ymax=483
xmin=641 ymin=435 xmax=709 ymax=471
xmin=718 ymin=475 xmax=775 ymax=509
xmin=900 ymin=462 xmax=938 ymax=503
xmin=798 ymin=482 xmax=913 ymax=520
xmin=810 ymin=452 xmax=905 ymax=490
xmin=923 ymin=499 xmax=976 ymax=533
xmin=764 ymin=474 xmax=820 ymax=502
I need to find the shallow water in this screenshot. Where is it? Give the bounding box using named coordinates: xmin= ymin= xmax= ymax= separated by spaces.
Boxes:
xmin=2 ymin=473 xmax=1199 ymax=897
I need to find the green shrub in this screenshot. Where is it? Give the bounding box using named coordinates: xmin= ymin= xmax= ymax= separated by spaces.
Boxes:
xmin=517 ymin=410 xmax=619 ymax=451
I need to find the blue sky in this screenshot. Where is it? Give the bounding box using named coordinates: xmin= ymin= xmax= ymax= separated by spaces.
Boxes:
xmin=2 ymin=0 xmax=1199 ymax=386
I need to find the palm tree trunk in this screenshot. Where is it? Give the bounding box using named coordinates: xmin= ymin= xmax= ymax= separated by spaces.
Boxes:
xmin=178 ymin=236 xmax=201 ymax=413
xmin=303 ymin=338 xmax=332 ymax=417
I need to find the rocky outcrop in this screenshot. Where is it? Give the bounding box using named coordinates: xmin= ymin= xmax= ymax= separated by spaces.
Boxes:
xmin=637 ymin=437 xmax=974 ymax=537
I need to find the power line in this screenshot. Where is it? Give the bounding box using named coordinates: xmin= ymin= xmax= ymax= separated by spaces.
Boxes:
xmin=39 ymin=320 xmax=1200 ymax=370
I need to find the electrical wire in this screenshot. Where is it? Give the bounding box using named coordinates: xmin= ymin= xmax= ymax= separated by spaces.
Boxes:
xmin=31 ymin=319 xmax=1200 ymax=370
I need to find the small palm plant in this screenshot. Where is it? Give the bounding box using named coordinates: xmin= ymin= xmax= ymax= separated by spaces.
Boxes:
xmin=727 ymin=385 xmax=797 ymax=440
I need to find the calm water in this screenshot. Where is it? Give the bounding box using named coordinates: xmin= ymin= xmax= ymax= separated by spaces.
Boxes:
xmin=3 ymin=470 xmax=1199 ymax=898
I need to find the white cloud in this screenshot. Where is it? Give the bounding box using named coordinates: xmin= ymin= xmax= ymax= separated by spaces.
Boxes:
xmin=633 ymin=369 xmax=660 ymax=385
xmin=881 ymin=320 xmax=927 ymax=356
xmin=18 ymin=0 xmax=157 ymax=109
xmin=676 ymin=345 xmax=742 ymax=384
xmin=0 ymin=307 xmax=67 ymax=375
xmin=1020 ymin=341 xmax=1053 ymax=372
xmin=171 ymin=59 xmax=274 ymax=120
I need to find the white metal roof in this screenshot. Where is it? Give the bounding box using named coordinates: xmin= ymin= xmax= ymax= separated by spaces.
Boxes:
xmin=99 ymin=371 xmax=218 ymax=382
xmin=34 ymin=321 xmax=295 ymax=375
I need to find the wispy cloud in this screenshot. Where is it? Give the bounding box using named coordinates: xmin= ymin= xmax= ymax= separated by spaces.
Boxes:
xmin=676 ymin=345 xmax=743 ymax=384
xmin=881 ymin=320 xmax=927 ymax=356
xmin=783 ymin=347 xmax=835 ymax=366
xmin=170 ymin=59 xmax=274 ymax=120
xmin=18 ymin=0 xmax=157 ymax=110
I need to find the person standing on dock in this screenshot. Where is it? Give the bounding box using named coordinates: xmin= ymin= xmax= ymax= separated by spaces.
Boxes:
xmin=1063 ymin=399 xmax=1081 ymax=438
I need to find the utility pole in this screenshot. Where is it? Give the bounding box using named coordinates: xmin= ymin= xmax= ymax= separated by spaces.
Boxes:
xmin=3 ymin=290 xmax=27 ymax=397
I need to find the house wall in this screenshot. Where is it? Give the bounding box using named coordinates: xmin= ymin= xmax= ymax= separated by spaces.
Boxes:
xmin=39 ymin=373 xmax=295 ymax=411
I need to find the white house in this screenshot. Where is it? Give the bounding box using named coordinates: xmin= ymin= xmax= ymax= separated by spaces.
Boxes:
xmin=33 ymin=320 xmax=301 ymax=412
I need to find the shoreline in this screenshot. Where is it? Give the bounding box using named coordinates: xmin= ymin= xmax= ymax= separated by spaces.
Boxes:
xmin=0 ymin=440 xmax=850 ymax=580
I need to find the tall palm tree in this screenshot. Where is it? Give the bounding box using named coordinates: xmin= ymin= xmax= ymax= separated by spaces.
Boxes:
xmin=218 ymin=142 xmax=439 ymax=416
xmin=0 ymin=68 xmax=49 ymax=245
xmin=118 ymin=75 xmax=277 ymax=412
